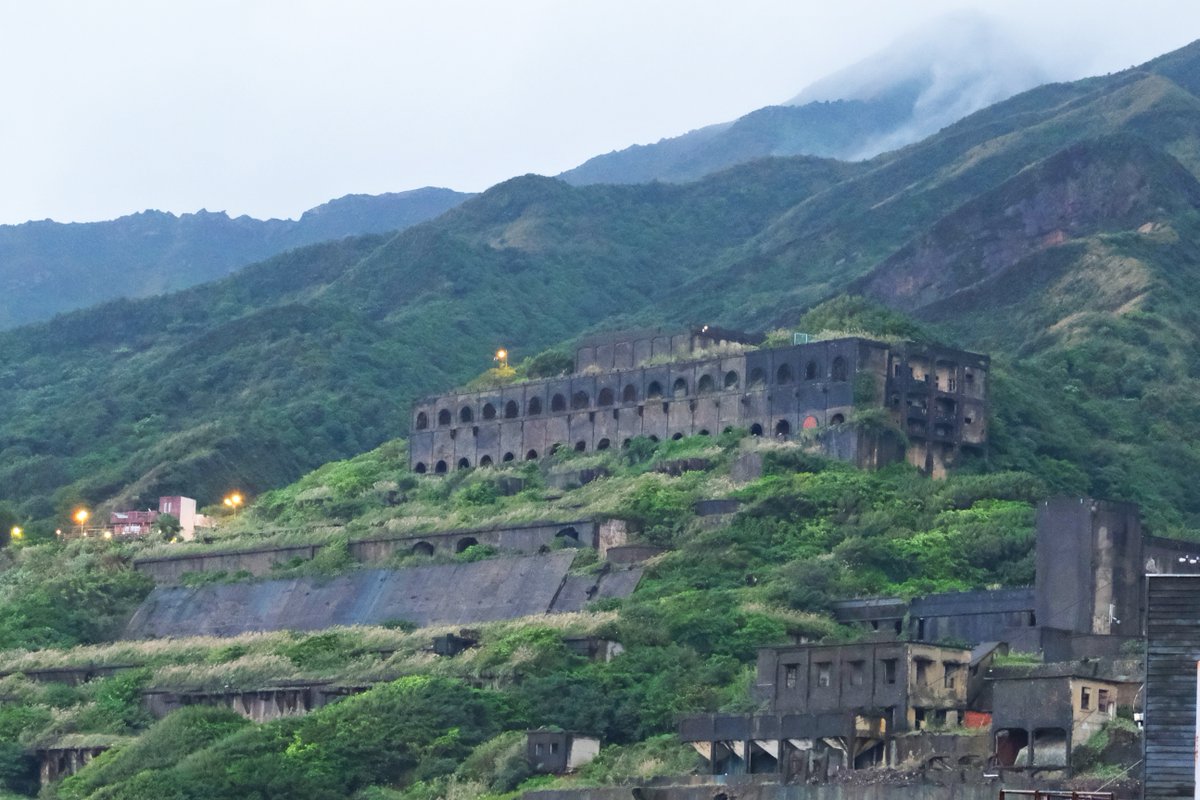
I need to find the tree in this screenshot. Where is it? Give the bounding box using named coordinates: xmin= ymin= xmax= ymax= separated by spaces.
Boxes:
xmin=153 ymin=513 xmax=181 ymax=542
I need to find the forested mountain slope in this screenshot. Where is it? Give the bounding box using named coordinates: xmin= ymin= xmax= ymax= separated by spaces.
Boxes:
xmin=5 ymin=42 xmax=1200 ymax=532
xmin=0 ymin=187 xmax=469 ymax=329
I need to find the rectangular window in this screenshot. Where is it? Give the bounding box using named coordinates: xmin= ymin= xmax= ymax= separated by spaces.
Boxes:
xmin=882 ymin=659 xmax=897 ymax=685
xmin=816 ymin=662 xmax=831 ymax=688
xmin=849 ymin=660 xmax=865 ymax=686
xmin=550 ymin=742 xmax=559 ymax=754
xmin=535 ymin=743 xmax=544 ymax=755
xmin=943 ymin=662 xmax=958 ymax=689
xmin=1098 ymin=689 xmax=1110 ymax=713
xmin=784 ymin=664 xmax=798 ymax=689
xmin=915 ymin=659 xmax=928 ymax=685
xmin=1080 ymin=687 xmax=1091 ymax=710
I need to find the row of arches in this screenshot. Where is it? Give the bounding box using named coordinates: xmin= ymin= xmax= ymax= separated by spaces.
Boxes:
xmin=414 ymin=358 xmax=849 ymax=430
xmin=412 ymin=413 xmax=848 ymax=473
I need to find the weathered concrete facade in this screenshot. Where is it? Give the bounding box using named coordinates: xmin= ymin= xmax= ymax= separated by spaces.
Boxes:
xmin=143 ymin=682 xmax=364 ymax=723
xmin=134 ymin=519 xmax=603 ymax=583
xmin=410 ymin=331 xmax=989 ymax=478
xmin=681 ymin=642 xmax=970 ymax=774
xmin=527 ymin=730 xmax=601 ymax=774
xmin=1144 ymin=574 xmax=1200 ymax=800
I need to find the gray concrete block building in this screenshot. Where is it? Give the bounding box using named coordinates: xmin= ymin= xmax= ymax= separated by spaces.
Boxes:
xmin=409 ymin=327 xmax=989 ymax=477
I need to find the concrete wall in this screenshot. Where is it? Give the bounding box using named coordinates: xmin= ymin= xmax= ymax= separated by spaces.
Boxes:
xmin=125 ymin=552 xmax=642 ymax=638
xmin=134 ymin=520 xmax=599 ymax=584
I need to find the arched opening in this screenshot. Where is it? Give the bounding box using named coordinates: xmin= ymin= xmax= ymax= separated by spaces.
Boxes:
xmin=455 ymin=537 xmax=478 ymax=554
xmin=482 ymin=403 xmax=496 ymax=420
xmin=479 ymin=455 xmax=494 ymax=467
xmin=832 ymin=356 xmax=848 ymax=382
xmin=438 ymin=409 xmax=452 ymax=426
xmin=598 ymin=387 xmax=615 ymax=406
xmin=574 ymin=440 xmax=587 ymax=452
xmin=698 ymin=429 xmax=710 ymax=436
xmin=776 ymin=364 xmax=793 ymax=384
xmin=749 ymin=368 xmax=766 ymax=388
xmin=672 ymin=378 xmax=688 ymax=397
xmin=459 ymin=406 xmax=474 ymax=423
xmin=724 ymin=370 xmax=739 ymax=389
xmin=994 ymin=729 xmax=1029 ymax=767
xmin=648 ymin=435 xmax=660 ymax=443
xmin=551 ymin=394 xmax=567 ymax=412
xmin=502 ymin=451 xmax=515 ymax=462
xmin=697 ymin=374 xmax=715 ymax=394
xmin=830 ymin=413 xmax=845 ymax=425
xmin=672 ymin=432 xmax=684 ymax=440
xmin=550 ymin=443 xmax=563 ymax=455
xmin=415 ymin=412 xmax=428 ymax=430
xmin=525 ymin=449 xmax=539 ymax=461
xmin=802 ymin=415 xmax=819 ymax=430
xmin=571 ymin=391 xmax=589 ymax=410
xmin=528 ymin=397 xmax=543 ymax=415
xmin=622 ymin=384 xmax=638 ymax=403
xmin=597 ymin=438 xmax=611 ymax=450
xmin=457 ymin=457 xmax=471 ymax=469
xmin=775 ymin=419 xmax=791 ymax=438
xmin=435 ymin=460 xmax=448 ymax=474
xmin=556 ymin=527 xmax=581 ymax=546
xmin=411 ymin=541 xmax=435 ymax=556
xmin=414 ymin=462 xmax=427 ymax=474
xmin=646 ymin=381 xmax=663 ymax=399
xmin=504 ymin=400 xmax=519 ymax=418
xmin=621 ymin=438 xmax=632 ymax=449
xmin=805 ymin=361 xmax=818 ymax=380
xmin=750 ymin=423 xmax=763 ymax=437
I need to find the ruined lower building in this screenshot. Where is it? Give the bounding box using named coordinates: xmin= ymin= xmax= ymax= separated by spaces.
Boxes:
xmin=1144 ymin=574 xmax=1200 ymax=800
xmin=679 ymin=641 xmax=971 ymax=776
xmin=526 ymin=730 xmax=600 ymax=774
xmin=987 ymin=661 xmax=1140 ymax=774
xmin=410 ymin=327 xmax=989 ymax=478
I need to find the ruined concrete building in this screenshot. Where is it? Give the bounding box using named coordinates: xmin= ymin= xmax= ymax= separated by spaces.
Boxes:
xmin=410 ymin=327 xmax=989 ymax=477
xmin=679 ymin=641 xmax=971 ymax=775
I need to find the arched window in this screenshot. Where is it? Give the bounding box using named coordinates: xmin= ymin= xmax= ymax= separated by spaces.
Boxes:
xmin=698 ymin=429 xmax=710 ymax=436
xmin=647 ymin=435 xmax=660 ymax=443
xmin=805 ymin=361 xmax=818 ymax=380
xmin=672 ymin=378 xmax=688 ymax=397
xmin=750 ymin=423 xmax=763 ymax=436
xmin=528 ymin=397 xmax=543 ymax=415
xmin=438 ymin=409 xmax=452 ymax=426
xmin=724 ymin=370 xmax=739 ymax=389
xmin=502 ymin=451 xmax=515 ymax=462
xmin=571 ymin=391 xmax=589 ymax=410
xmin=597 ymin=438 xmax=611 ymax=450
xmin=831 ymin=413 xmax=845 ymax=425
xmin=482 ymin=403 xmax=496 ymax=420
xmin=415 ymin=412 xmax=428 ymax=430
xmin=457 ymin=457 xmax=471 ymax=469
xmin=456 ymin=537 xmax=478 ymax=553
xmin=550 ymin=443 xmax=563 ymax=455
xmin=557 ymin=527 xmax=580 ymax=542
xmin=775 ymin=419 xmax=791 ymax=437
xmin=647 ymin=381 xmax=664 ymax=399
xmin=622 ymin=438 xmax=632 ymax=449
xmin=802 ymin=415 xmax=819 ymax=430
xmin=832 ymin=356 xmax=848 ymax=382
xmin=412 ymin=541 xmax=434 ymax=556
xmin=574 ymin=440 xmax=586 ymax=452
xmin=479 ymin=455 xmax=494 ymax=467
xmin=598 ymin=387 xmax=615 ymax=406
xmin=749 ymin=368 xmax=766 ymax=388
xmin=435 ymin=460 xmax=448 ymax=474
xmin=414 ymin=462 xmax=427 ymax=474
xmin=505 ymin=400 xmax=519 ymax=418
xmin=525 ymin=449 xmax=539 ymax=461
xmin=698 ymin=374 xmax=715 ymax=394
xmin=459 ymin=406 xmax=473 ymax=423
xmin=776 ymin=364 xmax=793 ymax=384
xmin=551 ymin=393 xmax=567 ymax=412
xmin=671 ymin=432 xmax=684 ymax=440
xmin=622 ymin=384 xmax=638 ymax=403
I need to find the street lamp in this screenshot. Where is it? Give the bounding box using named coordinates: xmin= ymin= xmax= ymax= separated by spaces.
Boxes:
xmin=494 ymin=348 xmax=508 ymax=369
xmin=9 ymin=526 xmax=22 ymax=542
xmin=224 ymin=492 xmax=244 ymax=517
xmin=73 ymin=508 xmax=89 ymax=536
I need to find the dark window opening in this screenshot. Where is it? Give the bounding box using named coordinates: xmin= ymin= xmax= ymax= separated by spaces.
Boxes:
xmin=698 ymin=429 xmax=710 ymax=436
xmin=647 ymin=381 xmax=664 ymax=399
xmin=571 ymin=391 xmax=589 ymax=410
xmin=598 ymin=387 xmax=615 ymax=406
xmin=528 ymin=397 xmax=543 ymax=415
xmin=457 ymin=457 xmax=470 ymax=470
xmin=750 ymin=423 xmax=763 ymax=436
xmin=482 ymin=403 xmax=496 ymax=420
xmin=662 ymin=401 xmax=668 ymax=414
xmin=435 ymin=460 xmax=448 ymax=474
xmin=597 ymin=438 xmax=611 ymax=450
xmin=672 ymin=432 xmax=683 ymax=440
xmin=525 ymin=449 xmax=538 ymax=461
xmin=502 ymin=452 xmax=515 ymax=462
xmin=459 ymin=406 xmax=473 ymax=423
xmin=849 ymin=660 xmax=865 ymax=687
xmin=622 ymin=384 xmax=638 ymax=403
xmin=574 ymin=440 xmax=586 ymax=452
xmin=724 ymin=370 xmax=739 ymax=389
xmin=915 ymin=659 xmax=929 ymax=685
xmin=775 ymin=419 xmax=791 ymax=438
xmin=784 ymin=664 xmax=798 ymax=689
xmin=1080 ymin=687 xmax=1091 ymax=710
xmin=438 ymin=409 xmax=452 ymax=426
xmin=479 ymin=455 xmax=493 ymax=467
xmin=830 ymin=413 xmax=845 ymax=425
xmin=551 ymin=394 xmax=566 ymax=412
xmin=816 ymin=662 xmax=831 ymax=688
xmin=415 ymin=412 xmax=428 ymax=430
xmin=882 ymin=658 xmax=897 ymax=685
xmin=776 ymin=363 xmax=793 ymax=384
xmin=455 ymin=537 xmax=478 ymax=553
xmin=943 ymin=662 xmax=959 ymax=689
xmin=698 ymin=374 xmax=715 ymax=394
xmin=832 ymin=356 xmax=848 ymax=382
xmin=622 ymin=438 xmax=632 ymax=448
xmin=505 ymin=400 xmax=519 ymax=418
xmin=749 ymin=368 xmax=766 ymax=388
xmin=805 ymin=361 xmax=818 ymax=380
xmin=557 ymin=527 xmax=579 ymax=542
xmin=412 ymin=541 xmax=434 ymax=556
xmin=995 ymin=729 xmax=1028 ymax=767
xmin=1098 ymin=689 xmax=1111 ymax=713
xmin=414 ymin=462 xmax=427 ymax=474
xmin=672 ymin=377 xmax=688 ymax=398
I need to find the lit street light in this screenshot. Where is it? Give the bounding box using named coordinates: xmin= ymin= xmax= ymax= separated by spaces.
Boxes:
xmin=73 ymin=508 xmax=89 ymax=536
xmin=494 ymin=348 xmax=508 ymax=369
xmin=9 ymin=526 xmax=22 ymax=542
xmin=224 ymin=492 xmax=244 ymax=517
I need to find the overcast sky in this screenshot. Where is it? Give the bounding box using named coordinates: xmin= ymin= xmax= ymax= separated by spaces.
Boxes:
xmin=2 ymin=1 xmax=1198 ymax=224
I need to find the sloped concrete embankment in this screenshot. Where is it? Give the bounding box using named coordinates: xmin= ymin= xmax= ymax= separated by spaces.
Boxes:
xmin=125 ymin=552 xmax=641 ymax=638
